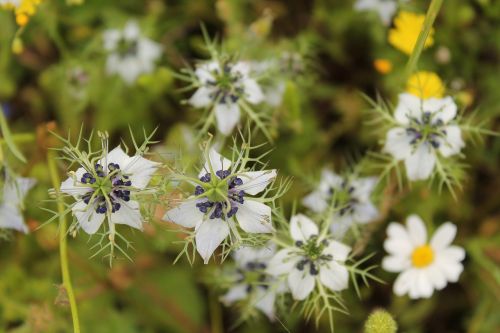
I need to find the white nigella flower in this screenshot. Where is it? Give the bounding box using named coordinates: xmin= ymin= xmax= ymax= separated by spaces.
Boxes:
xmin=163 ymin=149 xmax=277 ymax=263
xmin=302 ymin=169 xmax=379 ymax=238
xmin=188 ymin=60 xmax=264 ymax=135
xmin=267 ymin=214 xmax=351 ymax=300
xmin=382 ymin=215 xmax=465 ymax=299
xmin=0 ymin=169 xmax=35 ymax=233
xmin=103 ymin=20 xmax=162 ymax=85
xmin=383 ymin=93 xmax=465 ymax=181
xmin=60 ymin=146 xmax=160 ymax=234
xmin=221 ymin=244 xmax=284 ymax=320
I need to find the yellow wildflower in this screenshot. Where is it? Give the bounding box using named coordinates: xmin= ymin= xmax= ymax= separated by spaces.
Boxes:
xmin=406 ymin=71 xmax=445 ymax=99
xmin=1 ymin=0 xmax=42 ymax=26
xmin=373 ymin=59 xmax=393 ymax=74
xmin=388 ymin=11 xmax=434 ymax=55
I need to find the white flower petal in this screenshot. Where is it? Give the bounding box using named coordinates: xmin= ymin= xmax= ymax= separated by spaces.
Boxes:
xmin=238 ymin=170 xmax=277 ymax=195
xmin=214 ymin=102 xmax=240 ymax=135
xmin=394 ymin=93 xmax=422 ymax=125
xmin=384 ymin=222 xmax=413 ymax=256
xmin=302 ymin=190 xmax=328 ymax=213
xmin=189 ymin=87 xmax=213 ymax=108
xmin=427 ymin=264 xmax=447 ymax=290
xmin=60 ymin=168 xmax=92 ymax=198
xmin=0 ymin=205 xmax=28 ymax=233
xmin=393 ymin=269 xmax=414 ymax=296
xmin=352 ymin=202 xmax=379 ymax=224
xmin=195 ymin=218 xmax=230 ymax=264
xmin=73 ymin=201 xmax=105 ymax=235
xmin=288 ymin=269 xmax=315 ymax=300
xmin=324 ymin=240 xmax=351 ymax=262
xmin=122 ymin=155 xmax=160 ymax=190
xmin=103 ymin=29 xmax=120 ymax=50
xmin=438 ymin=261 xmax=463 ymax=282
xmin=321 ymin=169 xmax=344 ymax=190
xmin=430 ymin=222 xmax=457 ymax=251
xmin=439 ymin=246 xmax=465 ymax=263
xmin=439 ymin=125 xmax=464 ymax=157
xmin=423 ymin=96 xmax=457 ymax=123
xmin=405 ymin=143 xmax=436 ymax=181
xmin=102 ymin=146 xmax=131 ymax=169
xmin=319 ymin=262 xmax=349 ymax=292
xmin=195 ymin=62 xmax=218 ymax=83
xmin=351 ymin=177 xmax=377 ymax=201
xmin=254 ymin=289 xmax=276 ymax=321
xmin=243 ymin=79 xmax=264 ymax=104
xmin=233 ymin=243 xmax=276 ymax=266
xmin=199 ymin=148 xmax=232 ymax=177
xmin=163 ymin=199 xmax=204 ymax=228
xmin=235 ymin=200 xmax=274 ymax=233
xmin=383 ymin=127 xmax=413 ymax=160
xmin=267 ymin=249 xmax=297 ymax=276
xmin=414 ymin=270 xmax=434 ymax=299
xmin=382 ymin=255 xmax=411 ymax=272
xmin=221 ymin=284 xmax=248 ymax=304
xmin=123 ymin=21 xmax=140 ymax=40
xmin=290 ymin=214 xmax=319 ymax=242
xmin=231 ymin=62 xmax=251 ymax=76
xmin=110 ymin=200 xmax=143 ymax=230
xmin=406 ymin=214 xmax=427 ymax=246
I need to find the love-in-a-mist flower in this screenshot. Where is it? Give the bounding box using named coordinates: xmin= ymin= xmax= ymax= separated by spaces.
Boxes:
xmin=267 ymin=214 xmax=351 ymax=300
xmin=382 ymin=215 xmax=465 ymax=299
xmin=103 ymin=20 xmax=162 ymax=85
xmin=354 ymin=0 xmax=398 ymax=25
xmin=221 ymin=244 xmax=284 ymax=320
xmin=302 ymin=169 xmax=379 ymax=238
xmin=60 ymin=146 xmax=159 ymax=234
xmin=164 ymin=149 xmax=276 ymax=263
xmin=0 ymin=168 xmax=35 ymax=233
xmin=188 ymin=60 xmax=264 ymax=135
xmin=383 ymin=93 xmax=465 ymax=181
xmin=389 ymin=11 xmax=434 ymax=55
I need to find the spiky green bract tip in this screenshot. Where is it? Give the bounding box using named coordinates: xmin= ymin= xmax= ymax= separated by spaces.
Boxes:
xmin=364 ymin=309 xmax=398 ymax=333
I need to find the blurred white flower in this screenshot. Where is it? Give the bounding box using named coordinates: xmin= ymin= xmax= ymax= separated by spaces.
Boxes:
xmin=189 ymin=61 xmax=264 ymax=135
xmin=164 ymin=149 xmax=276 ymax=263
xmin=221 ymin=244 xmax=284 ymax=320
xmin=303 ymin=169 xmax=379 ymax=238
xmin=103 ymin=20 xmax=162 ymax=84
xmin=354 ymin=0 xmax=398 ymax=25
xmin=267 ymin=214 xmax=351 ymax=300
xmin=383 ymin=93 xmax=465 ymax=181
xmin=382 ymin=215 xmax=465 ymax=299
xmin=60 ymin=146 xmax=159 ymax=234
xmin=0 ymin=169 xmax=35 ymax=233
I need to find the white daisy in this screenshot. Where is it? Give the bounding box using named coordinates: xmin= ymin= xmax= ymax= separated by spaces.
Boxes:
xmin=267 ymin=214 xmax=351 ymax=300
xmin=163 ymin=149 xmax=277 ymax=263
xmin=383 ymin=93 xmax=465 ymax=181
xmin=221 ymin=244 xmax=284 ymax=320
xmin=382 ymin=214 xmax=465 ymax=299
xmin=60 ymin=146 xmax=160 ymax=234
xmin=103 ymin=20 xmax=162 ymax=85
xmin=188 ymin=60 xmax=264 ymax=135
xmin=302 ymin=169 xmax=379 ymax=238
xmin=0 ymin=169 xmax=35 ymax=233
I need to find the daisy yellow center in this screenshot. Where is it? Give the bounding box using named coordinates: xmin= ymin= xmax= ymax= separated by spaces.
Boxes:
xmin=411 ymin=245 xmax=434 ymax=268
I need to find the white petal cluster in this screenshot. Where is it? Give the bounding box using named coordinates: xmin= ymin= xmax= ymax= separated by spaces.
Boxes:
xmin=354 ymin=0 xmax=400 ymax=25
xmin=267 ymin=214 xmax=351 ymax=300
xmin=221 ymin=244 xmax=284 ymax=320
xmin=103 ymin=20 xmax=162 ymax=84
xmin=189 ymin=61 xmax=264 ymax=135
xmin=384 ymin=93 xmax=465 ymax=181
xmin=61 ymin=146 xmax=159 ymax=234
xmin=303 ymin=169 xmax=379 ymax=237
xmin=0 ymin=170 xmax=35 ymax=233
xmin=164 ymin=149 xmax=277 ymax=263
xmin=382 ymin=215 xmax=465 ymax=299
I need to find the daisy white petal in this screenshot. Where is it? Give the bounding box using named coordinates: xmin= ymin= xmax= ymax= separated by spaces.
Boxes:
xmin=382 ymin=255 xmax=410 ymax=272
xmin=406 ymin=214 xmax=427 ymax=246
xmin=430 ymin=222 xmax=457 ymax=251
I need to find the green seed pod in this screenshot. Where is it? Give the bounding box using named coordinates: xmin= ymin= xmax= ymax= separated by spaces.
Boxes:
xmin=364 ymin=309 xmax=398 ymax=333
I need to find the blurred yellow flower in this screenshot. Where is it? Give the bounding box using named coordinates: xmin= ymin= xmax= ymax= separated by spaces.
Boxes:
xmin=1 ymin=0 xmax=42 ymax=26
xmin=406 ymin=71 xmax=445 ymax=99
xmin=389 ymin=11 xmax=434 ymax=55
xmin=374 ymin=59 xmax=393 ymax=74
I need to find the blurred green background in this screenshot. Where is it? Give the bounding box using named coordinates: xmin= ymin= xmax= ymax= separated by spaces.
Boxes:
xmin=0 ymin=0 xmax=499 ymax=332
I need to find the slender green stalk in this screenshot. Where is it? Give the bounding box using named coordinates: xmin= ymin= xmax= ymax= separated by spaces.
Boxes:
xmin=47 ymin=151 xmax=81 ymax=333
xmin=405 ymin=0 xmax=444 ymax=79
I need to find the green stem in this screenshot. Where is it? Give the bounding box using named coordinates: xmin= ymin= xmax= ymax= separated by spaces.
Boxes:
xmin=404 ymin=0 xmax=444 ymax=79
xmin=47 ymin=151 xmax=81 ymax=333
